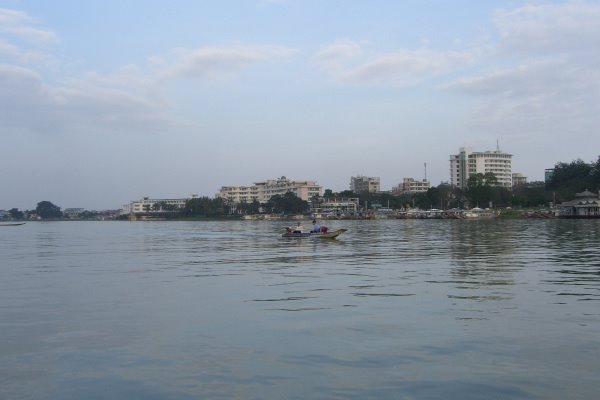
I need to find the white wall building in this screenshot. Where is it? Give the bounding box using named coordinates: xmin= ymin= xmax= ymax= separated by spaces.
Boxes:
xmin=392 ymin=178 xmax=430 ymax=194
xmin=350 ymin=176 xmax=380 ymax=193
xmin=217 ymin=176 xmax=322 ymax=204
xmin=217 ymin=186 xmax=260 ymax=204
xmin=450 ymin=146 xmax=513 ymax=189
xmin=121 ymin=196 xmax=191 ymax=215
xmin=318 ymin=198 xmax=360 ymax=215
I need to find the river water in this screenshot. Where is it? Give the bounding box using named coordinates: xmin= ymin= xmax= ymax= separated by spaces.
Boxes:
xmin=1 ymin=219 xmax=599 ymax=399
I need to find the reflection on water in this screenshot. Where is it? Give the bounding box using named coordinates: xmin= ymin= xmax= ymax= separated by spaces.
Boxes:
xmin=1 ymin=220 xmax=599 ymax=399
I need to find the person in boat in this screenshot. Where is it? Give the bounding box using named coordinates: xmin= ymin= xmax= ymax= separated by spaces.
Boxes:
xmin=292 ymin=222 xmax=304 ymax=234
xmin=311 ymin=220 xmax=321 ymax=233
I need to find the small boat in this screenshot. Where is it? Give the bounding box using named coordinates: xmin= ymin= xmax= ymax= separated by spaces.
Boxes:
xmin=460 ymin=208 xmax=500 ymax=219
xmin=0 ymin=222 xmax=26 ymax=226
xmin=282 ymin=228 xmax=347 ymax=239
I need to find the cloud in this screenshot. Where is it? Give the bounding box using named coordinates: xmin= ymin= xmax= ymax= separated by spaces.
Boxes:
xmin=0 ymin=8 xmax=58 ymax=44
xmin=0 ymin=8 xmax=297 ymax=138
xmin=0 ymin=39 xmax=18 ymax=57
xmin=1 ymin=40 xmax=297 ymax=138
xmin=442 ymin=1 xmax=600 ymax=140
xmin=313 ymin=39 xmax=364 ymax=69
xmin=159 ymin=45 xmax=297 ymax=81
xmin=314 ymin=40 xmax=473 ymax=86
xmin=494 ymin=2 xmax=600 ymax=56
xmin=339 ymin=49 xmax=472 ymax=86
xmin=0 ymin=64 xmax=176 ymax=137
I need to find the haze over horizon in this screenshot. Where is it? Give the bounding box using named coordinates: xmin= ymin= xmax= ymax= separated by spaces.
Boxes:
xmin=2 ymin=1 xmax=599 ymax=210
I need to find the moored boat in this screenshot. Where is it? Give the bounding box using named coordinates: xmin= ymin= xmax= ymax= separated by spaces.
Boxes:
xmin=460 ymin=208 xmax=500 ymax=219
xmin=0 ymin=222 xmax=26 ymax=226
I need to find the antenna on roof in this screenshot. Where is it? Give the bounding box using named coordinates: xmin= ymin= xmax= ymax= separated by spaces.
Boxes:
xmin=424 ymin=162 xmax=427 ymax=181
xmin=496 ymin=138 xmax=500 ymax=152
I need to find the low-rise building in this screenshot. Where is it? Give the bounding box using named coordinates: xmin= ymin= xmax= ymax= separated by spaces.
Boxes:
xmin=557 ymin=190 xmax=600 ymax=218
xmin=217 ymin=176 xmax=322 ymax=204
xmin=63 ymin=208 xmax=85 ymax=218
xmin=350 ymin=176 xmax=380 ymax=193
xmin=121 ymin=196 xmax=192 ymax=216
xmin=316 ymin=198 xmax=360 ymax=215
xmin=392 ymin=178 xmax=430 ymax=195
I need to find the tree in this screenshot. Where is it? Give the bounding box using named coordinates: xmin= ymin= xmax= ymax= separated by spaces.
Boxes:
xmin=9 ymin=208 xmax=24 ymax=220
xmin=36 ymin=201 xmax=62 ymax=219
xmin=546 ymin=158 xmax=597 ymax=201
xmin=182 ymin=197 xmax=229 ymax=217
xmin=236 ymin=199 xmax=261 ymax=215
xmin=466 ymin=173 xmax=498 ymax=208
xmin=264 ymin=192 xmax=309 ymax=214
xmin=511 ymin=181 xmax=550 ymax=208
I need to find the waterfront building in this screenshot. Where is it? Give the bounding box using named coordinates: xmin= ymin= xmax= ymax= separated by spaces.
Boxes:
xmin=63 ymin=208 xmax=85 ymax=219
xmin=557 ymin=190 xmax=600 ymax=218
xmin=217 ymin=186 xmax=260 ymax=204
xmin=217 ymin=176 xmax=322 ymax=204
xmin=392 ymin=178 xmax=430 ymax=195
xmin=350 ymin=176 xmax=380 ymax=193
xmin=121 ymin=196 xmax=191 ymax=216
xmin=450 ymin=146 xmax=513 ymax=189
xmin=316 ymin=198 xmax=360 ymax=215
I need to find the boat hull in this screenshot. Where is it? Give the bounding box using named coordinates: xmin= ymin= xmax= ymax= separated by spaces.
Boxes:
xmin=459 ymin=209 xmax=501 ymax=219
xmin=282 ymin=229 xmax=347 ymax=239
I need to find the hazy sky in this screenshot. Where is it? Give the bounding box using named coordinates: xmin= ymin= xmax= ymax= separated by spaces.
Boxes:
xmin=1 ymin=0 xmax=599 ymax=210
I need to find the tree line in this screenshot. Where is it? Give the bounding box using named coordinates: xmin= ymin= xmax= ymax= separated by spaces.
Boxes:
xmin=3 ymin=201 xmax=117 ymax=220
xmin=4 ymin=201 xmax=64 ymax=220
xmin=179 ymin=191 xmax=311 ymax=217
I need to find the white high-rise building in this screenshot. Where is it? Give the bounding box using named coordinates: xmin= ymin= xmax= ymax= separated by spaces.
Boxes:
xmin=450 ymin=146 xmax=513 ymax=189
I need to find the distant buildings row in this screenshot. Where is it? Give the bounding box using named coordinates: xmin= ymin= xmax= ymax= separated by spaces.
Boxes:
xmin=217 ymin=145 xmax=525 ymax=201
xmin=121 ymin=145 xmax=528 ymax=215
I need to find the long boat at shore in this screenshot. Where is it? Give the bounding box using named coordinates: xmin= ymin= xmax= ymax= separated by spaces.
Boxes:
xmin=0 ymin=222 xmax=26 ymax=226
xmin=459 ymin=208 xmax=501 ymax=219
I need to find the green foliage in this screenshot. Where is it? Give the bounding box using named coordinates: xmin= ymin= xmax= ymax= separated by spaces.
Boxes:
xmin=236 ymin=199 xmax=261 ymax=215
xmin=511 ymin=181 xmax=551 ymax=207
xmin=466 ymin=173 xmax=498 ymax=207
xmin=182 ymin=197 xmax=229 ymax=217
xmin=546 ymin=158 xmax=599 ymax=202
xmin=35 ymin=201 xmax=63 ymax=219
xmin=264 ymin=192 xmax=309 ymax=214
xmin=9 ymin=208 xmax=24 ymax=220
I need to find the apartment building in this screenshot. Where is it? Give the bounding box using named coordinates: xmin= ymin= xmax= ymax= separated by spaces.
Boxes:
xmin=392 ymin=178 xmax=430 ymax=195
xmin=350 ymin=176 xmax=381 ymax=193
xmin=217 ymin=176 xmax=322 ymax=204
xmin=450 ymin=146 xmax=513 ymax=189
